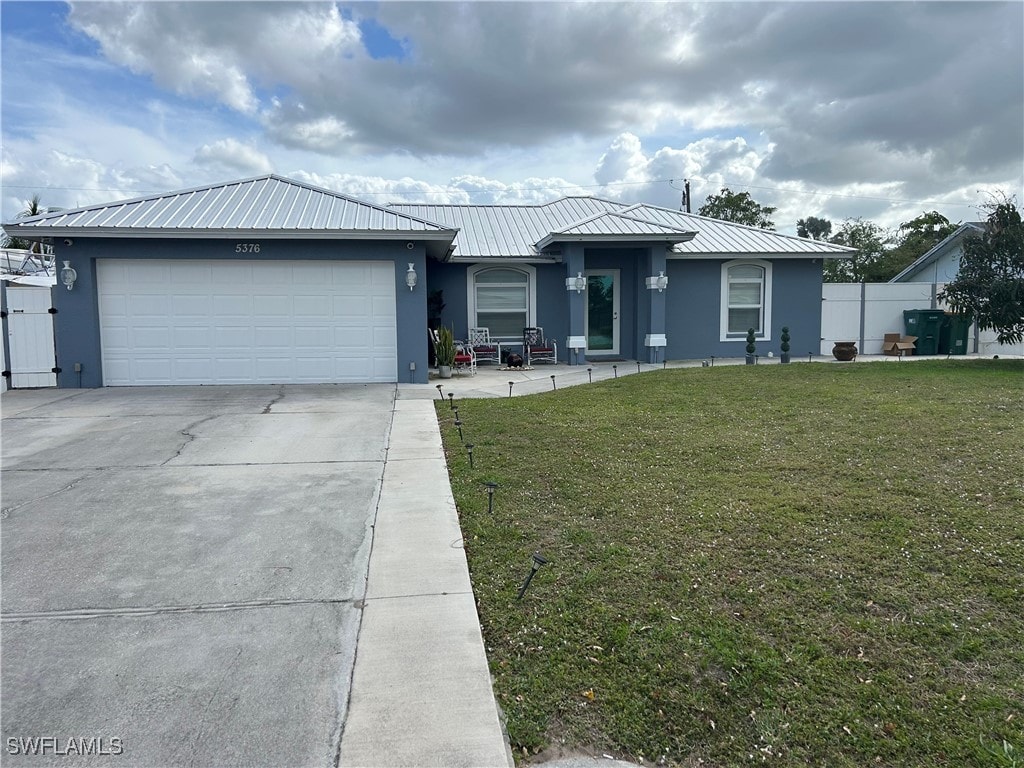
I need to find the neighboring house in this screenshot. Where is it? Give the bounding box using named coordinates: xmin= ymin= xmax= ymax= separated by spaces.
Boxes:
xmin=889 ymin=222 xmax=984 ymax=284
xmin=1 ymin=174 xmax=853 ymax=388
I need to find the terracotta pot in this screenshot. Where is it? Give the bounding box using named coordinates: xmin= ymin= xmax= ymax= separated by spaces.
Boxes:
xmin=832 ymin=342 xmax=858 ymax=361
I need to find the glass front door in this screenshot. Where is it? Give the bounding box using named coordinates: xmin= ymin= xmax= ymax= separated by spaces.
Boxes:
xmin=585 ymin=270 xmax=619 ymax=355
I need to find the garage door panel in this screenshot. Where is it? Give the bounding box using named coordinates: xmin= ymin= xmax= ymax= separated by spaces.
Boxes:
xmin=133 ymin=359 xmax=173 ymax=383
xmin=258 ymin=295 xmax=292 ymax=316
xmin=132 ymin=327 xmax=171 ymax=349
xmin=129 ymin=294 xmax=170 ymax=316
xmin=98 ymin=259 xmax=397 ymax=385
xmin=172 ymin=295 xmax=211 ymax=315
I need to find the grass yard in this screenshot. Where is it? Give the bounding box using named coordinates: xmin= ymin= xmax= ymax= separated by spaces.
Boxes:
xmin=438 ymin=360 xmax=1024 ymax=767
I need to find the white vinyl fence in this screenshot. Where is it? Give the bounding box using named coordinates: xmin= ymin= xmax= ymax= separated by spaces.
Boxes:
xmin=2 ymin=284 xmax=57 ymax=388
xmin=821 ymin=282 xmax=1024 ymax=357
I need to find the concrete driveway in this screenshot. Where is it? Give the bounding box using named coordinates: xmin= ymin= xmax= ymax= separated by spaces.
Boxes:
xmin=1 ymin=385 xmax=392 ymax=766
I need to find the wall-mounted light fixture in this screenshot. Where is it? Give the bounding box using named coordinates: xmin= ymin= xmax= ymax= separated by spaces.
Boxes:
xmin=645 ymin=271 xmax=669 ymax=292
xmin=60 ymin=261 xmax=78 ymax=291
xmin=405 ymin=263 xmax=418 ymax=291
xmin=565 ymin=272 xmax=586 ymax=294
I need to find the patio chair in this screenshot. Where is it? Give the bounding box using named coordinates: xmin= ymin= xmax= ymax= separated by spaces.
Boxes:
xmin=453 ymin=339 xmax=477 ymax=375
xmin=523 ymin=326 xmax=557 ymax=365
xmin=468 ymin=327 xmax=501 ymax=365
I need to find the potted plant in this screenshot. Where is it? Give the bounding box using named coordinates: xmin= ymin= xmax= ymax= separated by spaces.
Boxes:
xmin=780 ymin=326 xmax=791 ymax=364
xmin=745 ymin=328 xmax=757 ymax=364
xmin=435 ymin=326 xmax=456 ymax=378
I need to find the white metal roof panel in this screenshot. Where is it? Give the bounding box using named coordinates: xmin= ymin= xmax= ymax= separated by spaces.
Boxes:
xmin=4 ymin=175 xmax=456 ymax=238
xmin=625 ymin=204 xmax=857 ymax=256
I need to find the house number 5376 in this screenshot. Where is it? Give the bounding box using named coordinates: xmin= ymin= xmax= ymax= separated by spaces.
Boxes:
xmin=235 ymin=243 xmax=260 ymax=253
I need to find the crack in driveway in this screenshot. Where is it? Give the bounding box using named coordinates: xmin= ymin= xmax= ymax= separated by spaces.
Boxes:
xmin=160 ymin=415 xmax=219 ymax=466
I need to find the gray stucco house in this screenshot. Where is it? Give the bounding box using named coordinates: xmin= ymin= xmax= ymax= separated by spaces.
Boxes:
xmin=2 ymin=174 xmax=853 ymax=387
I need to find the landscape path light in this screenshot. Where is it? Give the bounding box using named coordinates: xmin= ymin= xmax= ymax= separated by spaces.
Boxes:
xmin=435 ymin=384 xmax=444 ymax=400
xmin=516 ymin=552 xmax=549 ymax=599
xmin=485 ymin=482 xmax=498 ymax=514
xmin=454 ymin=418 xmax=464 ymax=442
xmin=466 ymin=443 xmax=474 ymax=469
xmin=448 ymin=392 xmax=454 ymax=409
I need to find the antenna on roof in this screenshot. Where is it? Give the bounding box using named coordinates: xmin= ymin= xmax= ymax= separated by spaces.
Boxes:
xmin=683 ymin=179 xmax=691 ymax=213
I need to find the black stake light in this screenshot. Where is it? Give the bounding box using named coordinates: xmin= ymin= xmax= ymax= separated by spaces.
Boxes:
xmin=452 ymin=405 xmax=459 ymax=421
xmin=587 ymin=367 xmax=593 ymax=383
xmin=466 ymin=443 xmax=474 ymax=469
xmin=613 ymin=364 xmax=618 ymax=378
xmin=550 ymin=374 xmax=556 ymax=390
xmin=710 ymin=356 xmax=716 ymax=367
xmin=485 ymin=481 xmax=498 ymax=514
xmin=808 ymin=352 xmax=813 ymax=363
xmin=508 ymin=380 xmax=514 ymax=398
xmin=448 ymin=392 xmax=455 ymax=409
xmin=663 ymin=359 xmax=667 ymax=369
xmin=516 ymin=551 xmax=549 ymax=599
xmin=454 ymin=418 xmax=464 ymax=442
xmin=637 ymin=361 xmax=642 ymax=373
xmin=436 ymin=384 xmax=444 ymax=400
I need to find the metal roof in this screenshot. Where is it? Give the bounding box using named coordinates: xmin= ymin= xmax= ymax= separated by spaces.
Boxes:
xmin=622 ymin=205 xmax=858 ymax=257
xmin=390 ymin=197 xmax=628 ymax=260
xmin=535 ymin=211 xmax=697 ymax=249
xmin=889 ymin=222 xmax=985 ymax=282
xmin=393 ymin=197 xmax=855 ymax=261
xmin=3 ymin=175 xmax=458 ymax=256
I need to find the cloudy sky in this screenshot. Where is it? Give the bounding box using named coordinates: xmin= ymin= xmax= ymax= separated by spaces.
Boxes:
xmin=2 ymin=1 xmax=1022 ymax=234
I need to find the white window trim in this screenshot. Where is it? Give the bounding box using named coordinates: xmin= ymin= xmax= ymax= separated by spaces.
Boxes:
xmin=466 ymin=263 xmax=537 ymax=340
xmin=720 ymin=258 xmax=772 ymax=342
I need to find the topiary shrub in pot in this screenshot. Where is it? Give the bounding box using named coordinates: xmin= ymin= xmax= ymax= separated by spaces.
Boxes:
xmin=780 ymin=326 xmax=791 ymax=364
xmin=745 ymin=328 xmax=757 ymax=365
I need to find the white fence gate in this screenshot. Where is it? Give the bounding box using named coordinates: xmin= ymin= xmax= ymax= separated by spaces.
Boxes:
xmin=821 ymin=282 xmax=1024 ymax=357
xmin=4 ymin=285 xmax=57 ymax=388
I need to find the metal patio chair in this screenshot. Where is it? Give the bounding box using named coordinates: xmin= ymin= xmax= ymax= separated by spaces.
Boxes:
xmin=523 ymin=326 xmax=557 ymax=365
xmin=468 ymin=327 xmax=501 ymax=365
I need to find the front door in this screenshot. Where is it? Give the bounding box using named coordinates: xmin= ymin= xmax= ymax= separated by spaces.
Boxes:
xmin=585 ymin=270 xmax=620 ymax=355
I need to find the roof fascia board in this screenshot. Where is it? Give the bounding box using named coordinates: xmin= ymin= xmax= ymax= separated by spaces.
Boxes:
xmin=668 ymin=252 xmax=852 ymax=260
xmin=2 ymin=227 xmax=457 ymax=241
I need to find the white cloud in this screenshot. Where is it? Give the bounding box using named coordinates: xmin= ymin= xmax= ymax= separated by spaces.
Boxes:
xmin=194 ymin=139 xmax=273 ymax=176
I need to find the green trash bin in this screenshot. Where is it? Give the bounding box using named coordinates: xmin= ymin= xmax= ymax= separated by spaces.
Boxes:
xmin=903 ymin=309 xmax=946 ymax=355
xmin=939 ymin=313 xmax=972 ymax=355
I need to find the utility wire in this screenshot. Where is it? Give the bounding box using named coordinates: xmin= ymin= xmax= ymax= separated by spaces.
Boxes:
xmin=1 ymin=177 xmax=989 ymax=209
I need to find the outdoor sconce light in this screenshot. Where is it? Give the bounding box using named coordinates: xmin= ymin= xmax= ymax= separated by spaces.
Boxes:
xmin=405 ymin=263 xmax=417 ymax=291
xmin=60 ymin=261 xmax=78 ymax=291
xmin=466 ymin=443 xmax=475 ymax=469
xmin=645 ymin=271 xmax=669 ymax=292
xmin=565 ymin=272 xmax=586 ymax=294
xmin=516 ymin=551 xmax=549 ymax=599
xmin=485 ymin=481 xmax=498 ymax=514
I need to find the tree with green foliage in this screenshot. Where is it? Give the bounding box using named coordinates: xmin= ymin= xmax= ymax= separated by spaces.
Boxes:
xmin=797 ymin=216 xmax=832 ymax=241
xmin=940 ymin=198 xmax=1024 ymax=344
xmin=2 ymin=194 xmax=50 ymax=252
xmin=823 ymin=218 xmax=893 ymax=282
xmin=698 ymin=187 xmax=776 ymax=229
xmin=872 ymin=211 xmax=959 ymax=281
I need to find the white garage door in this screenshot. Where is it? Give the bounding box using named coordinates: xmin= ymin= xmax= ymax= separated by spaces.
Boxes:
xmin=98 ymin=259 xmax=397 ymax=385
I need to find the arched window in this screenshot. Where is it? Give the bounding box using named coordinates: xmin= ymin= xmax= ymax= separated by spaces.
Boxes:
xmin=721 ymin=260 xmax=772 ymax=340
xmin=468 ymin=265 xmax=535 ymax=338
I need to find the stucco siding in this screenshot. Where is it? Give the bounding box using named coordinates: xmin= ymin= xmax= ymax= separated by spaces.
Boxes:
xmin=52 ymin=238 xmax=427 ymax=387
xmin=665 ymin=258 xmax=822 ymax=360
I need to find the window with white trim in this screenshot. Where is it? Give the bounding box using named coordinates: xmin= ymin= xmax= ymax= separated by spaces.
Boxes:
xmin=467 ymin=265 xmax=536 ymax=339
xmin=721 ymin=260 xmax=772 ymax=341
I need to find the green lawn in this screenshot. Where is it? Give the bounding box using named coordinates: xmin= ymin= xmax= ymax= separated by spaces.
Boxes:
xmin=438 ymin=360 xmax=1024 ymax=767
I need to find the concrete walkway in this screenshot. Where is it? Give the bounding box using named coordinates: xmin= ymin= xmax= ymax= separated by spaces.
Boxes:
xmin=340 ymin=399 xmax=512 ymax=767
xmin=397 ymin=352 xmax=1010 ymax=401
